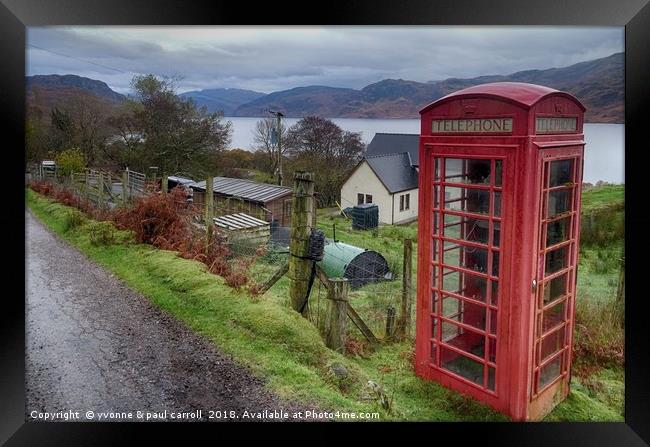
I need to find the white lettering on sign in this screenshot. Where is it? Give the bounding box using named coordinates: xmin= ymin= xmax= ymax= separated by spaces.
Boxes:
xmin=536 ymin=117 xmax=577 ymax=133
xmin=431 ymin=118 xmax=513 ymax=134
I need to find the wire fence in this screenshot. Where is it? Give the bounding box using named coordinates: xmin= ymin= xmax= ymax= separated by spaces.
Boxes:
xmin=205 ymin=194 xmax=417 ymax=343
xmin=28 ymin=164 xmax=161 ymax=210
xmin=28 ymin=163 xmax=419 ymax=343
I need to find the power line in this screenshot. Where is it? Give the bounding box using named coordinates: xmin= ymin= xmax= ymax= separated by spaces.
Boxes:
xmin=28 ymin=44 xmax=130 ymax=74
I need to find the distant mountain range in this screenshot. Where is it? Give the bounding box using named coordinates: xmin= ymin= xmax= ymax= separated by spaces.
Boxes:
xmin=26 ymin=52 xmax=623 ymax=123
xmin=233 ymin=52 xmax=623 ymax=122
xmin=179 ymin=88 xmax=266 ymax=116
xmin=26 ymin=74 xmax=126 ymax=118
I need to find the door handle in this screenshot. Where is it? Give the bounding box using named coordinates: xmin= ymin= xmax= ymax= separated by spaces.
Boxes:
xmin=531 ymin=279 xmax=537 ymax=293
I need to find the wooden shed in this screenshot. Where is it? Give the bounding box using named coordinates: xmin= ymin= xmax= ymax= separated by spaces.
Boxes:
xmin=191 ymin=177 xmax=293 ymax=227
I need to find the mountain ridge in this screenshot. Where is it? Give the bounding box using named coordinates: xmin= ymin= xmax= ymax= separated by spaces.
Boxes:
xmin=179 ymin=88 xmax=266 ymax=115
xmin=233 ymin=52 xmax=623 ymax=122
xmin=27 ymin=74 xmax=126 ymax=103
xmin=26 ymin=52 xmax=623 ymax=123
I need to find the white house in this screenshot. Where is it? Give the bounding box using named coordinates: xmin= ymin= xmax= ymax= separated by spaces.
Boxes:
xmin=341 ymin=134 xmax=420 ymax=225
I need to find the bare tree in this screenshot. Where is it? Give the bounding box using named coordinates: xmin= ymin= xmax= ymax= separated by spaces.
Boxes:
xmin=252 ymin=117 xmax=288 ymax=175
xmin=65 ymin=92 xmax=113 ymax=165
xmin=284 ymin=116 xmax=364 ymax=206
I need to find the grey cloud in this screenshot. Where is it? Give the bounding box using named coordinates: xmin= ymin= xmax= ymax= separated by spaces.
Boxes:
xmin=26 ymin=26 xmax=623 ymax=94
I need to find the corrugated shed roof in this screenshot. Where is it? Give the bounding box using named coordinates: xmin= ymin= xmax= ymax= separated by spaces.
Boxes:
xmin=365 ymin=133 xmax=420 ymax=166
xmin=213 ymin=213 xmax=270 ymax=231
xmin=168 ymin=175 xmax=196 ymax=185
xmin=365 ymin=153 xmax=419 ymax=194
xmin=191 ymin=177 xmax=292 ymax=203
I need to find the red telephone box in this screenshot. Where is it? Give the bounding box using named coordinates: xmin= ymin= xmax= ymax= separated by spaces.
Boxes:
xmin=415 ymin=82 xmax=586 ymax=421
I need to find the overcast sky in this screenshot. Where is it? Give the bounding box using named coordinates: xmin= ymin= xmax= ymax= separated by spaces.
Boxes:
xmin=26 ymin=26 xmax=623 ymax=95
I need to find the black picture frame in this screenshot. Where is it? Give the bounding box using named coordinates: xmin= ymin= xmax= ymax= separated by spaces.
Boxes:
xmin=2 ymin=0 xmax=648 ymax=444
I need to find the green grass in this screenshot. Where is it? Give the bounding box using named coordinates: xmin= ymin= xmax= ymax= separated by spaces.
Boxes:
xmin=27 ymin=187 xmax=623 ymax=421
xmin=262 ymin=188 xmax=624 ymax=421
xmin=572 ymin=185 xmax=624 ymax=390
xmin=577 ymin=245 xmax=623 ymax=304
xmin=581 ymin=184 xmax=624 ymax=214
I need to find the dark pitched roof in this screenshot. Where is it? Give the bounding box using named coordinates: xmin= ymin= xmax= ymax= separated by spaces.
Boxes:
xmin=365 ymin=133 xmax=420 ymax=166
xmin=365 ymin=153 xmax=419 ymax=194
xmin=191 ymin=177 xmax=292 ymax=203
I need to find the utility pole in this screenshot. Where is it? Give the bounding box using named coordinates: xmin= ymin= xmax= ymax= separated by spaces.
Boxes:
xmin=269 ymin=110 xmax=284 ymax=186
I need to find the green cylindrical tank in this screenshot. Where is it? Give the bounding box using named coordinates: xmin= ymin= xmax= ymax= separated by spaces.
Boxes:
xmin=316 ymin=239 xmax=392 ymax=288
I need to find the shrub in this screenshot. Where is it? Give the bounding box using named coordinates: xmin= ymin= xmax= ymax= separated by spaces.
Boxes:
xmin=573 ymin=297 xmax=624 ymax=375
xmin=29 ymin=180 xmax=97 ymax=218
xmin=225 ymin=269 xmax=249 ymax=289
xmin=55 ymin=147 xmax=86 ymax=177
xmin=84 ymin=221 xmax=117 ymax=246
xmin=580 ymin=203 xmax=624 ymax=247
xmin=31 ymin=182 xmax=260 ymax=292
xmin=63 ymin=209 xmax=87 ymax=232
xmin=29 ymin=179 xmax=54 ymax=196
xmin=52 ymin=187 xmax=79 ymax=207
xmin=224 ymin=259 xmax=253 ymax=289
xmin=591 ymin=249 xmax=621 ymax=274
xmin=112 ymin=188 xmax=197 ymax=247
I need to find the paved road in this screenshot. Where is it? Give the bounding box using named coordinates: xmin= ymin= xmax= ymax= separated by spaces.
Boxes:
xmin=26 ymin=210 xmax=306 ymax=422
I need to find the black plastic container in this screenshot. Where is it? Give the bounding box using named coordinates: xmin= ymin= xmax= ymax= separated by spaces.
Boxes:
xmin=351 ymin=203 xmax=379 ymax=230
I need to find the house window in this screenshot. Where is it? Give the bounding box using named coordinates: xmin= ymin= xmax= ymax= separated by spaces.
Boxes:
xmin=400 ymin=193 xmax=411 ymax=211
xmin=366 ymin=194 xmax=373 ymax=204
xmin=358 ymin=193 xmax=364 ymax=205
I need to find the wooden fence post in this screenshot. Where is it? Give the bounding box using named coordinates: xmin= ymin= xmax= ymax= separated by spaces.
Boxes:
xmin=122 ymin=169 xmax=129 ymax=206
xmin=616 ymin=255 xmax=625 ymax=327
xmin=394 ymin=238 xmax=413 ymax=340
xmin=204 ymin=176 xmax=214 ymax=223
xmin=288 ymin=171 xmax=315 ymax=317
xmin=126 ymin=167 xmax=132 ymax=198
xmin=161 ymin=174 xmax=168 ymax=194
xmin=256 ymin=261 xmax=289 ymax=295
xmin=204 ymin=176 xmax=214 ymax=249
xmin=385 ymin=305 xmax=396 ymax=339
xmin=325 ymin=277 xmax=349 ymax=353
xmin=98 ymin=171 xmax=105 ymax=208
xmin=616 ymin=255 xmax=625 ymax=304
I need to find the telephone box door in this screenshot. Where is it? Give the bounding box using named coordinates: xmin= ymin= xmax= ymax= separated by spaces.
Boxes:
xmin=424 ymin=144 xmax=515 ymax=411
xmin=529 ymin=145 xmax=584 ymax=416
